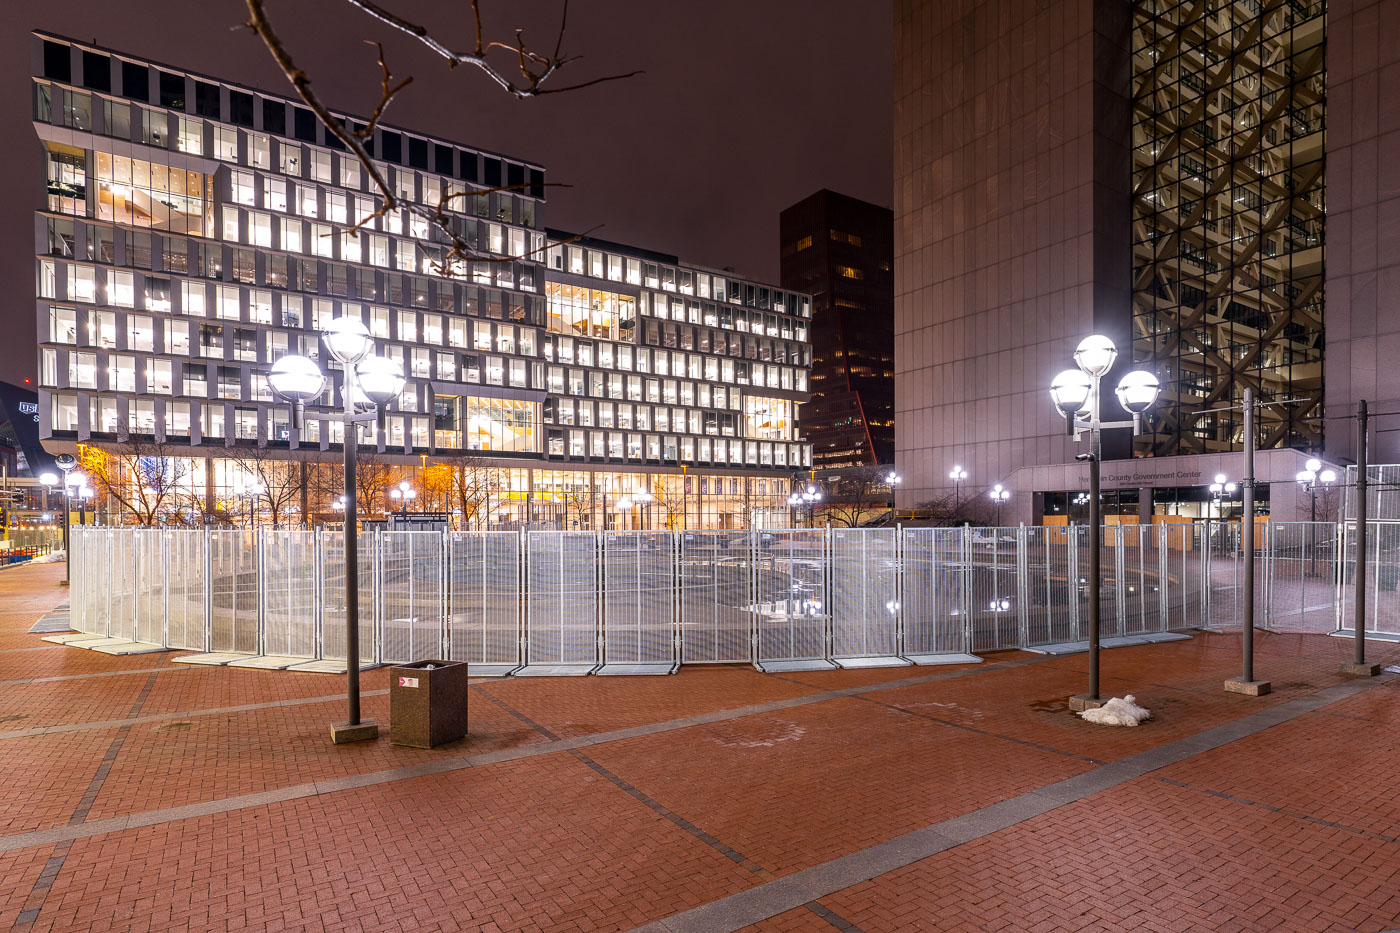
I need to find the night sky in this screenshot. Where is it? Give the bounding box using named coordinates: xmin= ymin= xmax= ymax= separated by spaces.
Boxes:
xmin=1 ymin=1 xmax=892 ymax=383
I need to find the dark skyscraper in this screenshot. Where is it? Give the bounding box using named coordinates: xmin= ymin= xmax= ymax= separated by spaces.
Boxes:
xmin=780 ymin=190 xmax=894 ymax=467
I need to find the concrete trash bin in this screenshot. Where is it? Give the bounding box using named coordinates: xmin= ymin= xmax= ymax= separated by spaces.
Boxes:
xmin=388 ymin=659 xmax=469 ymax=748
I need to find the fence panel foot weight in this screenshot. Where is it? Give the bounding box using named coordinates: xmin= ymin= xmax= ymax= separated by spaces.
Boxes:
xmin=330 ymin=719 xmax=379 ymax=744
xmin=1224 ymin=679 xmax=1272 ymax=696
xmin=1339 ymin=662 xmax=1381 ymax=677
xmin=1068 ymin=694 xmax=1106 ymax=711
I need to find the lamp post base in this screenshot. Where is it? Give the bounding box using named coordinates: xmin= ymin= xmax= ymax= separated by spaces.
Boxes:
xmin=1068 ymin=694 xmax=1106 ymax=712
xmin=330 ymin=719 xmax=379 ymax=744
xmin=1339 ymin=662 xmax=1381 ymax=677
xmin=1224 ymin=679 xmax=1271 ymax=696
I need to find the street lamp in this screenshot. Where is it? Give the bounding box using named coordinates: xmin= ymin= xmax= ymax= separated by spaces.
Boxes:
xmin=233 ymin=478 xmax=265 ymax=529
xmin=948 ymin=466 xmax=968 ymax=514
xmin=1296 ymin=458 xmax=1336 ymax=576
xmin=389 ymin=480 xmax=416 ymax=517
xmin=802 ymin=484 xmax=821 ymax=528
xmin=269 ymin=315 xmax=404 ymax=745
xmin=1049 ymin=334 xmax=1160 ymax=710
xmin=1207 ymin=473 xmax=1237 ymax=521
xmin=989 ymin=483 xmax=1011 ymax=526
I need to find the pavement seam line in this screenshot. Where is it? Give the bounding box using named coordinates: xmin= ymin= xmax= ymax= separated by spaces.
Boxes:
xmin=0 ymin=689 xmax=393 ymax=741
xmin=477 ymin=685 xmax=772 ymax=874
xmin=0 ymin=654 xmax=1054 ymax=854
xmin=627 ymin=673 xmax=1395 ymax=933
xmin=12 ymin=664 xmax=164 ymax=930
xmin=1150 ymin=775 xmax=1400 ymax=846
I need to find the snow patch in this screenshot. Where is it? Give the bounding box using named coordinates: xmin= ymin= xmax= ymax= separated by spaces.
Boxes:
xmin=706 ymin=720 xmax=806 ymax=748
xmin=1078 ymin=695 xmax=1152 ymax=727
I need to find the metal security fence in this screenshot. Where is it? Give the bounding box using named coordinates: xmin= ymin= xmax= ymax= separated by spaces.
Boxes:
xmin=68 ymin=521 xmax=1393 ymax=673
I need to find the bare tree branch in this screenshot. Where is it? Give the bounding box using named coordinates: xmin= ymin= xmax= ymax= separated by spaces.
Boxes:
xmin=343 ymin=0 xmax=643 ymax=99
xmin=244 ymin=0 xmax=637 ymax=278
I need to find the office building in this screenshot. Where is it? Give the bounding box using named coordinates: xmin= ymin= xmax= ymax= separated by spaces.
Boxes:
xmin=30 ymin=32 xmax=812 ymax=529
xmin=893 ymin=0 xmax=1396 ymax=523
xmin=780 ymin=189 xmax=894 ymax=467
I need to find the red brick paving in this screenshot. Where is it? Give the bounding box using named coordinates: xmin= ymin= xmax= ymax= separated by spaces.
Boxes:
xmin=3 ymin=560 xmax=1400 ymax=932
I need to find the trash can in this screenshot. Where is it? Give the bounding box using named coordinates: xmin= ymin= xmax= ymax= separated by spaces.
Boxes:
xmin=388 ymin=659 xmax=470 ymax=748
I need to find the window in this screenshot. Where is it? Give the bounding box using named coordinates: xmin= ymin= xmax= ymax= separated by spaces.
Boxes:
xmin=263 ymin=176 xmax=287 ymax=213
xmin=310 ymin=223 xmax=333 ymax=257
xmin=217 ymin=285 xmax=241 ymax=320
xmin=163 ymin=320 xmax=189 ymax=355
xmin=230 ymin=170 xmax=255 ymax=206
xmin=340 ymin=158 xmax=360 ymax=188
xmin=327 ymin=190 xmax=347 ymax=224
xmin=147 ymin=359 xmax=172 ymax=394
xmin=214 ymin=126 xmax=238 ymax=162
xmin=127 ymin=315 xmax=153 ymax=351
xmin=70 ymin=352 xmax=97 ymax=389
xmin=310 ymin=150 xmax=331 ymax=182
xmin=281 ymin=219 xmax=302 ymax=253
xmin=281 ymin=143 xmax=301 ymax=176
xmin=69 ymin=265 xmax=96 ymax=303
xmin=248 ymin=211 xmax=272 ymax=249
xmin=177 ymin=117 xmax=203 ymax=155
xmin=44 ymin=144 xmax=86 ymax=216
xmin=297 ymin=185 xmax=318 ymax=217
xmin=109 ymin=355 xmax=136 ymax=393
xmin=93 ymin=154 xmax=207 ymax=235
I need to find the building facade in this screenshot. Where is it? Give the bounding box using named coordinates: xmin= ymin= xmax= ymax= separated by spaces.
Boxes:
xmin=893 ymin=0 xmax=1399 ymax=523
xmin=780 ymin=189 xmax=895 ymax=467
xmin=30 ymin=32 xmax=812 ymax=529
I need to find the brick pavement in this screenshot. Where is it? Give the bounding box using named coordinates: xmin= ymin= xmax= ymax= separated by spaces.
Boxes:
xmin=1 ymin=560 xmax=1399 ymax=932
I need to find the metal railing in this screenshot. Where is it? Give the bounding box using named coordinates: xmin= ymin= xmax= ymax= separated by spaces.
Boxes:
xmin=68 ymin=520 xmax=1388 ymax=671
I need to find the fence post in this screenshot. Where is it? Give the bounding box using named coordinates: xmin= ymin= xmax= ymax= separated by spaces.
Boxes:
xmin=518 ymin=529 xmax=528 ymax=668
xmin=255 ymin=527 xmax=266 ymax=657
xmin=895 ymin=524 xmax=906 ymax=659
xmin=961 ymin=524 xmax=973 ymax=654
xmin=440 ymin=527 xmax=450 ymax=661
xmin=1068 ymin=523 xmax=1080 ymax=643
xmin=313 ymin=529 xmax=324 ymax=660
xmin=202 ymin=527 xmax=212 ymax=653
xmin=161 ymin=529 xmax=170 ymax=649
xmin=1157 ymin=522 xmax=1169 ymax=632
xmin=1015 ymin=525 xmax=1029 ymax=648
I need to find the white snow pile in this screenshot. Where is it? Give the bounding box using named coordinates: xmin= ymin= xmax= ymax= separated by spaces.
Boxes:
xmin=1078 ymin=695 xmax=1152 ymax=727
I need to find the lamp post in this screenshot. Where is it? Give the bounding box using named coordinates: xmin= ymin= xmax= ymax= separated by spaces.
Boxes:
xmin=1207 ymin=473 xmax=1237 ymax=522
xmin=989 ymin=483 xmax=1010 ymax=526
xmin=803 ymin=484 xmax=821 ymax=528
xmin=269 ymin=316 xmax=405 ymax=745
xmin=389 ymin=480 xmax=416 ymax=517
xmin=1295 ymin=458 xmax=1335 ymax=576
xmin=76 ymin=485 xmax=93 ymax=526
xmin=1049 ymin=334 xmax=1160 ymax=711
xmin=948 ymin=466 xmax=968 ymax=515
xmin=233 ymin=479 xmax=265 ymax=529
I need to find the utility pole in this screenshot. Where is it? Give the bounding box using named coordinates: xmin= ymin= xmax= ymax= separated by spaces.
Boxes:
xmin=1342 ymin=399 xmax=1381 ymax=677
xmin=1225 ymin=387 xmax=1270 ymax=696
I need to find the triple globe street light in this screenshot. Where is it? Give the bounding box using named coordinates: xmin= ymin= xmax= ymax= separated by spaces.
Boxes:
xmin=1048 ymin=334 xmax=1161 ymax=709
xmin=1297 ymin=458 xmax=1336 ymax=577
xmin=788 ymin=484 xmax=822 ymax=528
xmin=269 ymin=315 xmax=406 ymax=745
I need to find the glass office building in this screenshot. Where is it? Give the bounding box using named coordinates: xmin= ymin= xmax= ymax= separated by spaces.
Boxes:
xmin=30 ymin=32 xmax=812 ymax=529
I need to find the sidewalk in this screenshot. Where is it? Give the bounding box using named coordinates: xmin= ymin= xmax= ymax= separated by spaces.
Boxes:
xmin=1 ymin=560 xmax=1398 ymax=932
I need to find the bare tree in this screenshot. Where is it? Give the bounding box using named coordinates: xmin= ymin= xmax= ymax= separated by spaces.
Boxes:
xmin=422 ymin=451 xmax=495 ymax=526
xmin=912 ymin=491 xmax=995 ymax=528
xmin=354 ymin=451 xmax=393 ymax=518
xmin=822 ymin=465 xmax=897 ymax=528
xmin=244 ymin=0 xmax=639 ymax=274
xmin=230 ymin=446 xmax=305 ymax=528
xmin=79 ymin=441 xmax=196 ymax=526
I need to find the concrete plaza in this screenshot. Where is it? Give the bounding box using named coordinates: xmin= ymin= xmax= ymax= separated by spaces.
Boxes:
xmin=1 ymin=560 xmax=1398 ymax=932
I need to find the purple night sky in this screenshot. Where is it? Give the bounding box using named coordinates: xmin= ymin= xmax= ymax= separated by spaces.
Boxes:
xmin=0 ymin=1 xmax=892 ymax=383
